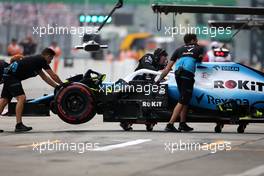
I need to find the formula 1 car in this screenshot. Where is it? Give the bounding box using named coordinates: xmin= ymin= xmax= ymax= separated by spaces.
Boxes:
xmin=7 ymin=1 xmax=264 ymax=133
xmin=7 ymin=62 xmax=264 ymax=133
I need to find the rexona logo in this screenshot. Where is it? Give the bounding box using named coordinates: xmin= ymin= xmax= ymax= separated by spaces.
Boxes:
xmin=214 ymin=80 xmax=264 ymax=92
xmin=213 ymin=65 xmax=239 ymax=72
xmin=206 ymin=95 xmax=249 ymax=105
xmin=195 ymin=93 xmax=249 ymax=105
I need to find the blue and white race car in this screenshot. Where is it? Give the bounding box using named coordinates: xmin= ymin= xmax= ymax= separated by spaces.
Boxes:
xmin=10 ymin=62 xmax=263 ymax=133
xmin=7 ymin=1 xmax=264 ymax=133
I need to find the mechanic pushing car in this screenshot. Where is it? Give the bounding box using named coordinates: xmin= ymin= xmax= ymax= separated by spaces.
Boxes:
xmin=0 ymin=48 xmax=63 ymax=133
xmin=156 ymin=34 xmax=204 ymax=132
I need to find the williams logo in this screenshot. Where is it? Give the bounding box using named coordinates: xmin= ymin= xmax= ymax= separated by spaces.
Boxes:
xmin=214 ymin=80 xmax=264 ymax=92
xmin=213 ymin=65 xmax=239 ymax=72
xmin=196 ymin=93 xmax=205 ymax=104
xmin=213 ymin=65 xmax=221 ymax=71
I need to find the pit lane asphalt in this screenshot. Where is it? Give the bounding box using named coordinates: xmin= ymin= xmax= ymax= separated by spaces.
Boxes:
xmin=1 ymin=72 xmax=264 ymax=176
xmin=1 ymin=114 xmax=264 ymax=176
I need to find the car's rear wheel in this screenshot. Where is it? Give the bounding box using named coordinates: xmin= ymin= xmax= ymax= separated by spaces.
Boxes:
xmin=55 ymin=83 xmax=96 ymax=124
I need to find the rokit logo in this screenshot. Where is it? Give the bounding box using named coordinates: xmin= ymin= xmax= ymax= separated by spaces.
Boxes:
xmin=142 ymin=101 xmax=163 ymax=107
xmin=214 ymin=80 xmax=264 ymax=92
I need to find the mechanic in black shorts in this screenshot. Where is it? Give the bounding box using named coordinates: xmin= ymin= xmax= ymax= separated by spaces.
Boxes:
xmin=0 ymin=60 xmax=9 ymax=133
xmin=0 ymin=48 xmax=63 ymax=132
xmin=156 ymin=34 xmax=204 ymax=132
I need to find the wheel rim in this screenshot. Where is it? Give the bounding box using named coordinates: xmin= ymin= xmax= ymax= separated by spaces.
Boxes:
xmin=61 ymin=90 xmax=89 ymax=116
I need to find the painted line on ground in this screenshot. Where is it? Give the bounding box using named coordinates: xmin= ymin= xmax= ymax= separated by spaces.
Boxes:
xmin=92 ymin=139 xmax=152 ymax=151
xmin=16 ymin=140 xmax=61 ymax=149
xmin=231 ymin=148 xmax=264 ymax=152
xmin=224 ymin=165 xmax=264 ymax=176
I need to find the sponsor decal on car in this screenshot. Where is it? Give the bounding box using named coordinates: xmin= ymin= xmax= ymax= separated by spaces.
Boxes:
xmin=214 ymin=80 xmax=264 ymax=92
xmin=206 ymin=94 xmax=249 ymax=105
xmin=201 ymin=72 xmax=209 ymax=79
xmin=195 ymin=93 xmax=249 ymax=105
xmin=213 ymin=65 xmax=239 ymax=72
xmin=142 ymin=101 xmax=163 ymax=108
xmin=195 ymin=93 xmax=205 ymax=104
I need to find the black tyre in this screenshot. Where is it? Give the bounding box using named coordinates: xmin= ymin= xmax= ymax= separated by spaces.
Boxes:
xmin=50 ymin=100 xmax=58 ymax=114
xmin=55 ymin=83 xmax=96 ymax=124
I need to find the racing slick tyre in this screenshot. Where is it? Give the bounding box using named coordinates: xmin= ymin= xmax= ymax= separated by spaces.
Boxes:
xmin=55 ymin=83 xmax=96 ymax=124
xmin=50 ymin=100 xmax=58 ymax=115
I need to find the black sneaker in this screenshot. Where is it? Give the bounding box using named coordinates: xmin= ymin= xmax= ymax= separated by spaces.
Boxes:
xmin=165 ymin=123 xmax=180 ymax=132
xmin=178 ymin=122 xmax=194 ymax=132
xmin=15 ymin=123 xmax=32 ymax=133
xmin=0 ymin=129 xmax=3 ymax=133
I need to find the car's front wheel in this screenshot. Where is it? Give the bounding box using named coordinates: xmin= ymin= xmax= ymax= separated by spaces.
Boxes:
xmin=55 ymin=83 xmax=96 ymax=124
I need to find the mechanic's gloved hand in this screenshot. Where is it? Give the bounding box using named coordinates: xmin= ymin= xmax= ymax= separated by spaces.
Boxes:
xmin=10 ymin=54 xmax=24 ymax=64
xmin=54 ymin=79 xmax=72 ymax=94
xmin=154 ymin=80 xmax=160 ymax=86
xmin=54 ymin=84 xmax=63 ymax=94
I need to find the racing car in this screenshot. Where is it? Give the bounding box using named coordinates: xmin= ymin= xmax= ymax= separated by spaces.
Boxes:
xmin=6 ymin=1 xmax=264 ymax=133
xmin=8 ymin=62 xmax=264 ymax=133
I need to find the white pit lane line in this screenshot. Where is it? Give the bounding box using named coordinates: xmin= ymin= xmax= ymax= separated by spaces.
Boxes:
xmin=224 ymin=165 xmax=264 ymax=176
xmin=92 ymin=139 xmax=152 ymax=151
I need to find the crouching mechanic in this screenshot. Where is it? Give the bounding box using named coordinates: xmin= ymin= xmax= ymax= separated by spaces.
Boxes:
xmin=156 ymin=34 xmax=204 ymax=132
xmin=133 ymin=48 xmax=168 ymax=81
xmin=135 ymin=48 xmax=168 ymax=72
xmin=0 ymin=48 xmax=63 ymax=132
xmin=120 ymin=48 xmax=168 ymax=131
